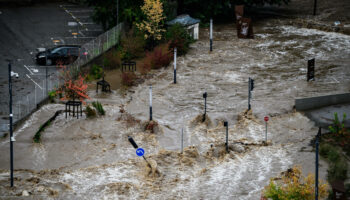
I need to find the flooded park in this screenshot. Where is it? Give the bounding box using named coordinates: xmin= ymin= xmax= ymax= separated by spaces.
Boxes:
xmin=0 ymin=3 xmax=350 ymax=199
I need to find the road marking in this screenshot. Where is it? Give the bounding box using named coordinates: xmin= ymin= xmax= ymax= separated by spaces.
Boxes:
xmin=81 ymin=22 xmax=95 ymax=25
xmin=332 ymin=77 xmax=340 ymax=83
xmin=68 ymin=21 xmax=78 ymax=26
xmin=75 ymin=16 xmax=91 ymax=18
xmin=83 ymin=29 xmax=103 ymax=32
xmin=64 ymin=36 xmax=95 ymax=39
xmin=24 ymin=65 xmax=33 ymax=75
xmin=60 ymin=4 xmax=79 ymax=7
xmin=26 ymin=74 xmax=42 ymax=90
xmin=78 ymin=30 xmax=85 ymax=37
xmin=66 ymin=9 xmax=93 ymax=13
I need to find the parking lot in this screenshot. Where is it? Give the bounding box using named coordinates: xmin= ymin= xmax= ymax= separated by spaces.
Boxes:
xmin=0 ymin=2 xmax=103 ymax=132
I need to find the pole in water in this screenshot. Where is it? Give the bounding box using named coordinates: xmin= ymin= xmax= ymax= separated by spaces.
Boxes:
xmin=315 ymin=127 xmax=321 ymax=200
xmin=174 ymin=47 xmax=177 ymax=84
xmin=210 ymin=19 xmax=213 ymax=51
xmin=8 ymin=62 xmax=14 ymax=187
xmin=264 ymin=116 xmax=269 ymax=144
xmin=224 ymin=121 xmax=228 ymax=153
xmin=181 ymin=128 xmax=184 ymax=154
xmin=149 ymin=85 xmax=152 ymax=121
xmin=248 ymin=77 xmax=251 ymax=110
xmin=128 ymin=136 xmax=151 ymax=167
xmin=265 ymin=121 xmax=267 ymax=142
xmin=202 ymin=92 xmax=207 ymax=122
xmin=313 ymin=0 xmax=317 ymax=15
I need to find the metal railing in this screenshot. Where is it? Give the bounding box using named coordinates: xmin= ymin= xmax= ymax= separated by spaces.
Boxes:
xmin=1 ymin=23 xmax=123 ymax=131
xmin=71 ymin=23 xmax=123 ymax=69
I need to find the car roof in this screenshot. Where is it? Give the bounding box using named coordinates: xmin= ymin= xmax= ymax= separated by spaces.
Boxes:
xmin=48 ymin=45 xmax=81 ymax=50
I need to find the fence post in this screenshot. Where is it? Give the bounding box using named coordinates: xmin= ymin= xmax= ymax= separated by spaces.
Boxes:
xmin=107 ymin=31 xmax=109 ymax=50
xmin=46 ymin=66 xmax=48 ymax=95
xmin=35 ymin=84 xmax=37 ymax=106
xmin=42 ymin=80 xmax=45 ymax=98
xmin=27 ymin=95 xmax=29 ymax=114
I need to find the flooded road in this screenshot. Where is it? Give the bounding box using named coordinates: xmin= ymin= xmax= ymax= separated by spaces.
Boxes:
xmin=0 ymin=18 xmax=349 ymax=199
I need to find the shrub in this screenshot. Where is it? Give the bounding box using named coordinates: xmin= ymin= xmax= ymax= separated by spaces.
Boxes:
xmin=262 ymin=166 xmax=329 ymax=200
xmin=85 ymin=105 xmax=96 ymax=118
xmin=165 ymin=23 xmax=194 ymax=55
xmin=328 ymin=160 xmax=348 ymax=182
xmin=121 ymin=72 xmax=137 ymax=87
xmin=103 ymin=49 xmax=122 ymax=69
xmin=141 ymin=43 xmax=172 ymax=71
xmin=319 ymin=142 xmax=348 ymax=182
xmin=319 ymin=143 xmax=332 ymax=158
xmin=92 ymin=101 xmax=105 ymax=115
xmin=121 ymin=28 xmax=146 ymax=61
xmin=327 ymin=147 xmax=341 ymax=163
xmin=90 ymin=64 xmax=103 ymax=80
xmin=329 ymin=112 xmax=347 ymax=135
xmin=48 ymin=90 xmax=57 ymax=102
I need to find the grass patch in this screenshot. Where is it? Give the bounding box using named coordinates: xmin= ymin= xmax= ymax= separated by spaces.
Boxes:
xmin=92 ymin=101 xmax=105 ymax=115
xmin=33 ymin=110 xmax=63 ymax=143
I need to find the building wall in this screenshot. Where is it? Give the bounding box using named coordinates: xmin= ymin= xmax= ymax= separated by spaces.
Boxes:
xmin=295 ymin=93 xmax=350 ymax=111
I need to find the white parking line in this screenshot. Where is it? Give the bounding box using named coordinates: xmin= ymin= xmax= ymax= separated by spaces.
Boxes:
xmin=66 ymin=9 xmax=93 ymax=13
xmin=83 ymin=29 xmax=103 ymax=32
xmin=78 ymin=30 xmax=85 ymax=37
xmin=60 ymin=4 xmax=79 ymax=7
xmin=81 ymin=22 xmax=95 ymax=25
xmin=26 ymin=74 xmax=43 ymax=90
xmin=75 ymin=16 xmax=91 ymax=18
xmin=24 ymin=65 xmax=33 ymax=75
xmin=64 ymin=36 xmax=95 ymax=39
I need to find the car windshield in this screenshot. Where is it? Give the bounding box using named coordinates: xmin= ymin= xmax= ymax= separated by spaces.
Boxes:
xmin=50 ymin=48 xmax=61 ymax=54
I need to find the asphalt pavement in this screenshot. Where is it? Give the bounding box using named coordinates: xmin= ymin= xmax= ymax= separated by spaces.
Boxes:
xmin=0 ymin=2 xmax=103 ymax=133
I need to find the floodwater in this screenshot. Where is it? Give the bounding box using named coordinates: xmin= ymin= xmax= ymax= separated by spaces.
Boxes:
xmin=0 ymin=18 xmax=349 ymax=199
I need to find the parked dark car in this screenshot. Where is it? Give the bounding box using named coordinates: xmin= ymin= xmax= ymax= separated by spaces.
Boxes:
xmin=35 ymin=45 xmax=81 ymax=65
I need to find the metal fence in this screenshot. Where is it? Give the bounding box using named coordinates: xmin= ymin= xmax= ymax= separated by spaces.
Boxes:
xmin=71 ymin=23 xmax=123 ymax=69
xmin=5 ymin=23 xmax=123 ymax=129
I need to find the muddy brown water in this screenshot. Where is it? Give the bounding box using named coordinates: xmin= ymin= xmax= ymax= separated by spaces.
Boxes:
xmin=0 ymin=19 xmax=349 ymax=199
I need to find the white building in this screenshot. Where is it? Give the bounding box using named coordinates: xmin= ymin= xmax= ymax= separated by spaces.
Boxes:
xmin=167 ymin=14 xmax=201 ymax=40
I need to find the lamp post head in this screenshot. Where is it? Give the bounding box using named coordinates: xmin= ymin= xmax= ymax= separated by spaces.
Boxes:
xmin=203 ymin=92 xmax=207 ymax=98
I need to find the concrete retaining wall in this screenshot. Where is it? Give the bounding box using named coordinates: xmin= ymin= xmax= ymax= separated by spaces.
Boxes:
xmin=295 ymin=93 xmax=350 ymax=111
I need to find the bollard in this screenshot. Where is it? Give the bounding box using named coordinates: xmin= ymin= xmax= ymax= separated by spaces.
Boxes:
xmin=313 ymin=0 xmax=317 ymax=15
xmin=224 ymin=121 xmax=228 ymax=153
xmin=149 ymin=85 xmax=152 ymax=121
xmin=202 ymin=92 xmax=207 ymax=122
xmin=248 ymin=78 xmax=251 ymax=110
xmin=174 ymin=47 xmax=177 ymax=84
xmin=248 ymin=77 xmax=254 ymax=110
xmin=307 ymin=58 xmax=315 ymax=81
xmin=210 ymin=19 xmax=213 ymax=51
xmin=181 ymin=128 xmax=184 ymax=154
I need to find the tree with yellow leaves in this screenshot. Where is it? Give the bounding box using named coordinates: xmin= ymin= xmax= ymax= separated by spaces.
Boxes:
xmin=136 ymin=0 xmax=165 ymax=42
xmin=262 ymin=166 xmax=329 ymax=200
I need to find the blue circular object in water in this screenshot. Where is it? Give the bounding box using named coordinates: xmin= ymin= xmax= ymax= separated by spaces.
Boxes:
xmin=136 ymin=148 xmax=145 ymax=157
